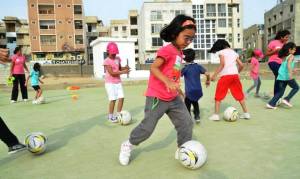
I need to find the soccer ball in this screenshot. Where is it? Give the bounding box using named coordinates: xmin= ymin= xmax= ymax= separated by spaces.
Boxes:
xmin=117 ymin=111 xmax=132 ymax=125
xmin=178 ymin=140 xmax=207 ymax=169
xmin=223 ymin=106 xmax=239 ymax=122
xmin=24 ymin=132 xmax=47 ymax=154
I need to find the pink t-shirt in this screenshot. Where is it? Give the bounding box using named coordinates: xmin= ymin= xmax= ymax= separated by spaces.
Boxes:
xmin=268 ymin=40 xmax=283 ymax=64
xmin=103 ymin=57 xmax=121 ymax=84
xmin=250 ymin=57 xmax=259 ymax=79
xmin=145 ymin=44 xmax=183 ymax=101
xmin=217 ymin=48 xmax=239 ymax=77
xmin=11 ymin=54 xmax=26 ymax=74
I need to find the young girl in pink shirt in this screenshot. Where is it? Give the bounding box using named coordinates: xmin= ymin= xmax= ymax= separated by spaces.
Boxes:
xmin=103 ymin=42 xmax=130 ymax=123
xmin=245 ymin=49 xmax=264 ymax=97
xmin=119 ymin=15 xmax=196 ymax=166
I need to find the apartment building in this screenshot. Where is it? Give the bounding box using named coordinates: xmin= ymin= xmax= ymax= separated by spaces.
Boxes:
xmin=243 ymin=24 xmax=264 ymax=51
xmin=192 ymin=0 xmax=243 ymax=62
xmin=264 ymin=0 xmax=300 ymax=48
xmin=0 ymin=17 xmax=30 ymax=57
xmin=139 ymin=0 xmax=192 ymax=63
xmin=27 ymin=0 xmax=85 ymax=63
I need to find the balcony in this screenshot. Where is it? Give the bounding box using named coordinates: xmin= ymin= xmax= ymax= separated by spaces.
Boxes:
xmin=86 ymin=32 xmax=99 ymax=37
xmin=6 ymin=32 xmax=16 ymax=38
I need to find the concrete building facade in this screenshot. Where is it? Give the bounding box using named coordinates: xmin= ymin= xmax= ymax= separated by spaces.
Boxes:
xmin=264 ymin=0 xmax=300 ymax=48
xmin=27 ymin=0 xmax=86 ymax=63
xmin=192 ymin=0 xmax=243 ymax=63
xmin=243 ymin=24 xmax=264 ymax=51
xmin=0 ymin=17 xmax=31 ymax=57
xmin=139 ymin=0 xmax=192 ymax=63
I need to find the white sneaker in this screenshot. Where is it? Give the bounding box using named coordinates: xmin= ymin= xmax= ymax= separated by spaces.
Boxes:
xmin=209 ymin=114 xmax=220 ymax=121
xmin=266 ymin=103 xmax=277 ymax=109
xmin=119 ymin=140 xmax=133 ymax=166
xmin=175 ymin=148 xmax=179 ymax=160
xmin=10 ymin=100 xmax=16 ymax=104
xmin=240 ymin=113 xmax=251 ymax=119
xmin=23 ymin=99 xmax=28 ymax=102
xmin=32 ymin=100 xmax=37 ymax=104
xmin=282 ymin=99 xmax=293 ymax=107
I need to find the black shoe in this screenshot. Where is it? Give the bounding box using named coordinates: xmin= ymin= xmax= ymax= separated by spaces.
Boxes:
xmin=8 ymin=143 xmax=26 ymax=154
xmin=195 ymin=116 xmax=201 ymax=123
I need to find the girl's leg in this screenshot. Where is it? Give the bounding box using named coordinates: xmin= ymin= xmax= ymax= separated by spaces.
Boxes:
xmin=11 ymin=74 xmax=19 ymax=101
xmin=239 ymin=100 xmax=248 ymax=113
xmin=37 ymin=89 xmax=42 ymax=98
xmin=117 ymin=98 xmax=124 ymax=113
xmin=167 ymin=96 xmax=193 ymax=147
xmin=192 ymin=100 xmax=200 ymax=119
xmin=19 ymin=74 xmax=28 ymax=100
xmin=255 ymin=77 xmax=261 ymax=95
xmin=246 ymin=79 xmax=257 ymax=94
xmin=268 ymin=81 xmax=288 ymax=107
xmin=129 ymin=97 xmax=168 ymax=145
xmin=283 ymin=79 xmax=299 ymax=102
xmin=215 ymin=100 xmax=221 ymax=114
xmin=0 ymin=116 xmax=19 ymax=147
xmin=184 ymin=97 xmax=192 ymax=115
xmin=109 ymin=100 xmax=116 ymax=115
xmin=268 ymin=62 xmax=281 ymax=95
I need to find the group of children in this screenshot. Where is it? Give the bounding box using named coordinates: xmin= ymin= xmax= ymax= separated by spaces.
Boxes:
xmin=101 ymin=14 xmax=299 ymax=166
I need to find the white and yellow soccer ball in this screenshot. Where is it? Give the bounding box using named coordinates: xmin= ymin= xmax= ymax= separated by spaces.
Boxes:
xmin=25 ymin=132 xmax=47 ymax=154
xmin=117 ymin=111 xmax=132 ymax=125
xmin=178 ymin=140 xmax=207 ymax=169
xmin=223 ymin=106 xmax=239 ymax=122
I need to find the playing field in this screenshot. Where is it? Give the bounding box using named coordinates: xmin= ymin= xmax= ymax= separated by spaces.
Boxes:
xmin=0 ymin=80 xmax=299 ymax=179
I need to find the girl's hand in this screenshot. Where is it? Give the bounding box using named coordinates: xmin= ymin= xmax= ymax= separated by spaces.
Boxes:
xmin=165 ymin=79 xmax=179 ymax=92
xmin=205 ymin=80 xmax=210 ymax=87
xmin=211 ymin=74 xmax=216 ymax=82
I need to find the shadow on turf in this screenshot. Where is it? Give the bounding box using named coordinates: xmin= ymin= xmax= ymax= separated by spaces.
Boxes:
xmin=131 ymin=130 xmax=176 ymax=161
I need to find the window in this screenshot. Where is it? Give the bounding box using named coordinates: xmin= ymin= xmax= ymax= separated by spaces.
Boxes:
xmin=31 ymin=21 xmax=36 ymax=24
xmin=290 ymin=5 xmax=293 ymax=12
xmin=38 ymin=5 xmax=54 ymax=14
xmin=175 ymin=10 xmax=185 ymax=16
xmin=274 ymin=15 xmax=276 ymax=21
xmin=151 ymin=24 xmax=163 ymax=34
xmin=268 ymin=18 xmax=271 ymax=23
xmin=40 ymin=20 xmax=55 ymax=29
xmin=152 ymin=37 xmax=163 ymax=47
xmin=228 ymin=6 xmax=232 ymax=16
xmin=31 ymin=4 xmax=34 ymax=8
xmin=130 ymin=29 xmax=138 ymax=36
xmin=40 ymin=35 xmax=56 ymax=45
xmin=58 ymin=20 xmax=62 ymax=24
xmin=74 ymin=5 xmax=82 ymax=14
xmin=57 ymin=4 xmax=62 ymax=8
xmin=36 ymin=53 xmax=46 ymax=58
xmin=218 ymin=19 xmax=226 ymax=28
xmin=114 ymin=26 xmax=118 ymax=31
xmin=206 ymin=4 xmax=216 ymax=17
xmin=228 ymin=18 xmax=232 ymax=27
xmin=32 ymin=36 xmax=37 ymax=40
xmin=67 ymin=4 xmax=71 ymax=8
xmin=75 ymin=35 xmax=83 ymax=44
xmin=122 ymin=26 xmax=127 ymax=31
xmin=130 ymin=16 xmax=137 ymax=25
xmin=151 ymin=11 xmax=162 ymax=21
xmin=237 ymin=19 xmax=240 ymax=28
xmin=218 ymin=4 xmax=226 ymax=16
xmin=74 ymin=20 xmax=83 ymax=29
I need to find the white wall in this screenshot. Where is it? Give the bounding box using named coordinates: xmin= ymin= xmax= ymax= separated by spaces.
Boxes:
xmin=91 ymin=37 xmax=150 ymax=79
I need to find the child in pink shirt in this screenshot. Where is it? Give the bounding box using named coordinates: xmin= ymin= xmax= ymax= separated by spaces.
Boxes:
xmin=103 ymin=42 xmax=130 ymax=123
xmin=245 ymin=49 xmax=263 ymax=97
xmin=119 ymin=15 xmax=196 ymax=166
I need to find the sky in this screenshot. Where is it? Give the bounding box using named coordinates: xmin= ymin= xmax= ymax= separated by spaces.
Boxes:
xmin=0 ymin=0 xmax=278 ymax=28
